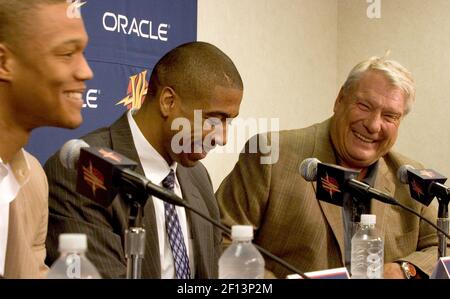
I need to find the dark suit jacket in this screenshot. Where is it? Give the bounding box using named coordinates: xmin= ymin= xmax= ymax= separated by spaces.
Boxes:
xmin=216 ymin=118 xmax=443 ymax=278
xmin=44 ymin=114 xmax=222 ymax=278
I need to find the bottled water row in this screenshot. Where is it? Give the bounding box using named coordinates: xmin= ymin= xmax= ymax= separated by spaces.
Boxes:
xmin=221 ymin=216 xmax=386 ymax=279
xmin=221 ymin=218 xmax=385 ymax=279
xmin=46 ymin=224 xmax=265 ymax=279
xmin=47 ymin=217 xmax=384 ymax=279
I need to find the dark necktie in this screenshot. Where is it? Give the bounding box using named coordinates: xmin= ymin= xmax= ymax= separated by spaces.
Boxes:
xmin=162 ymin=169 xmax=191 ymax=279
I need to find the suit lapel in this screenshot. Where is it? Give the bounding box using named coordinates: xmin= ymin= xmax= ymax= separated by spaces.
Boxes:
xmin=109 ymin=114 xmax=143 ymax=169
xmin=371 ymin=157 xmax=394 ymax=243
xmin=109 ymin=113 xmax=161 ymax=277
xmin=311 ymin=119 xmax=346 ymax=262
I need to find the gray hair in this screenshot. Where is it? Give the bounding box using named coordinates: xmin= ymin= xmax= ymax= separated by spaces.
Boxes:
xmin=342 ymin=54 xmax=415 ymax=114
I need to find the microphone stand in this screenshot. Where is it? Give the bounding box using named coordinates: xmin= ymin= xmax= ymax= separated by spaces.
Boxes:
xmin=124 ymin=200 xmax=146 ymax=279
xmin=118 ymin=170 xmax=150 ymax=279
xmin=436 ymin=195 xmax=449 ymax=258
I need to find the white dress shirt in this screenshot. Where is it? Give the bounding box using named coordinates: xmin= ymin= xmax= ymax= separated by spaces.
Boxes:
xmin=0 ymin=150 xmax=30 ymax=276
xmin=127 ymin=110 xmax=195 ymax=278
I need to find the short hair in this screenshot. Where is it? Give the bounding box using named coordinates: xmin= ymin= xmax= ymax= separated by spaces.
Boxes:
xmin=0 ymin=0 xmax=66 ymax=46
xmin=342 ymin=54 xmax=415 ymax=114
xmin=146 ymin=41 xmax=243 ymax=103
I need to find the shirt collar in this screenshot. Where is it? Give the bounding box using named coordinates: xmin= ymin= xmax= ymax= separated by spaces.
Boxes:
xmin=1 ymin=149 xmax=30 ymax=186
xmin=0 ymin=158 xmax=7 ymax=180
xmin=0 ymin=149 xmax=30 ymax=205
xmin=361 ymin=161 xmax=379 ymax=187
xmin=127 ymin=109 xmax=177 ymax=185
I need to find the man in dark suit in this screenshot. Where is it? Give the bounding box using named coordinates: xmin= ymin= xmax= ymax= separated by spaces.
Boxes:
xmin=44 ymin=41 xmax=243 ymax=278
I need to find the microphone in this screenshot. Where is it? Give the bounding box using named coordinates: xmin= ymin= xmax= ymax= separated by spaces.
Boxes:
xmin=60 ymin=139 xmax=310 ymax=279
xmin=397 ymin=165 xmax=449 ymax=206
xmin=300 ymin=158 xmax=450 ymax=240
xmin=299 ymin=158 xmax=319 ymax=181
xmin=299 ymin=158 xmax=397 ymax=206
xmin=398 ymin=165 xmax=450 ymax=258
xmin=59 ymin=139 xmax=186 ymax=208
xmin=60 ymin=139 xmax=142 ymax=207
xmin=59 ymin=139 xmax=89 ymax=170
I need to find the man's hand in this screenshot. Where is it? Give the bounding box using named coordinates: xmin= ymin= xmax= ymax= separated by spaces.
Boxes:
xmin=384 ymin=262 xmax=405 ymax=279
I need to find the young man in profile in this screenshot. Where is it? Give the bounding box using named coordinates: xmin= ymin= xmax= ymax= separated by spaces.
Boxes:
xmin=0 ymin=0 xmax=93 ymax=278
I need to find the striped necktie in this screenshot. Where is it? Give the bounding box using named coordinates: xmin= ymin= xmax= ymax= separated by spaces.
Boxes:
xmin=162 ymin=169 xmax=191 ymax=279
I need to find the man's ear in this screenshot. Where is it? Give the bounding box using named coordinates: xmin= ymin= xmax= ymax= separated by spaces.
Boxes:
xmin=333 ymin=86 xmax=345 ymax=113
xmin=159 ymin=86 xmax=177 ymax=117
xmin=0 ymin=44 xmax=13 ymax=82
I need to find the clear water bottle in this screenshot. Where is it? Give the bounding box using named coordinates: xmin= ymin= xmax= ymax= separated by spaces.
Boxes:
xmin=219 ymin=225 xmax=265 ymax=279
xmin=351 ymin=214 xmax=384 ymax=279
xmin=47 ymin=233 xmax=101 ymax=279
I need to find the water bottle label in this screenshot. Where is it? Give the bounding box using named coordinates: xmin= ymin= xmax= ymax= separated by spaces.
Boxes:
xmin=351 ymin=238 xmax=384 ymax=279
xmin=366 ymin=246 xmax=383 ymax=278
xmin=66 ymin=254 xmax=81 ymax=279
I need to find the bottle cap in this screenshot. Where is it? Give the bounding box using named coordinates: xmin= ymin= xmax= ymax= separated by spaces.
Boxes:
xmin=59 ymin=233 xmax=87 ymax=252
xmin=360 ymin=214 xmax=376 ymax=225
xmin=231 ymin=225 xmax=253 ymax=241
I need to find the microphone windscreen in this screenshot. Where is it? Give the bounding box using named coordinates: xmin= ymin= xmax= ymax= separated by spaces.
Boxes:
xmin=397 ymin=164 xmax=414 ymax=184
xmin=299 ymin=158 xmax=320 ymax=181
xmin=59 ymin=139 xmax=89 ymax=170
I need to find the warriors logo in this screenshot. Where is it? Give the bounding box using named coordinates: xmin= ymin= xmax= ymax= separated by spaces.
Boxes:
xmin=82 ymin=161 xmax=107 ymax=196
xmin=116 ymin=70 xmax=148 ymax=110
xmin=321 ymin=173 xmax=341 ymax=198
xmin=99 ymin=148 xmax=122 ymax=163
xmin=419 ymin=170 xmax=435 ymax=178
xmin=411 ymin=180 xmax=425 ymax=198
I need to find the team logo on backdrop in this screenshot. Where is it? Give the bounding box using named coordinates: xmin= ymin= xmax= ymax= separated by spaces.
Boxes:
xmin=82 ymin=161 xmax=107 ymax=196
xmin=102 ymin=12 xmax=170 ymax=41
xmin=115 ymin=71 xmax=149 ymax=110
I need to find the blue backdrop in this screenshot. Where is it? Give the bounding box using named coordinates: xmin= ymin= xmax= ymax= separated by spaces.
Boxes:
xmin=26 ymin=0 xmax=197 ymax=164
